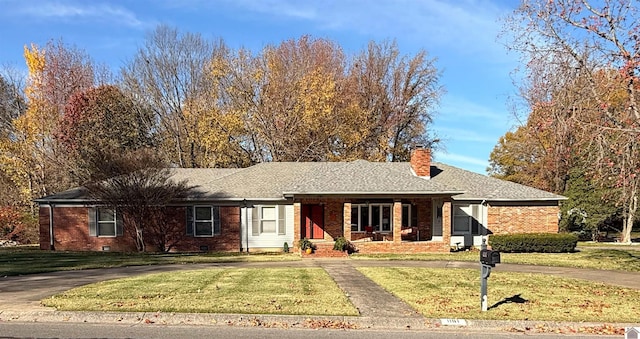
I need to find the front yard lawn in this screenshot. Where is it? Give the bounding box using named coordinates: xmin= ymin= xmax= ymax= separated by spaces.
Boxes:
xmin=0 ymin=246 xmax=299 ymax=276
xmin=352 ymin=248 xmax=640 ymax=272
xmin=358 ymin=267 xmax=640 ymax=322
xmin=42 ymin=268 xmax=358 ymax=316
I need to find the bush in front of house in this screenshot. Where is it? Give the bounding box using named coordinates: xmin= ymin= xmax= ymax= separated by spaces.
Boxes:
xmin=489 ymin=233 xmax=578 ymax=253
xmin=333 ymin=236 xmax=349 ymax=251
xmin=299 ymin=238 xmax=314 ymax=251
xmin=333 ymin=236 xmax=357 ymax=254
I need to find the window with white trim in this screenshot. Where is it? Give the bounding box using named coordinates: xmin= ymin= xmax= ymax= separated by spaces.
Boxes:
xmin=260 ymin=206 xmax=276 ymax=233
xmin=186 ymin=206 xmax=220 ymax=237
xmin=88 ymin=207 xmax=122 ymax=237
xmin=97 ymin=208 xmax=116 ymax=237
xmin=453 ymin=204 xmax=481 ymax=234
xmin=251 ymin=205 xmax=286 ymax=236
xmin=350 ymin=204 xmax=393 ymax=232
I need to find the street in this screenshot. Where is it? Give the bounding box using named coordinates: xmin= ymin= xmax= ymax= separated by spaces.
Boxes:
xmin=0 ymin=322 xmax=620 ymax=339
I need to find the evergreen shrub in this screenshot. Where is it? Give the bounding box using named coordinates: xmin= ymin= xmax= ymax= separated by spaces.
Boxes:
xmin=489 ymin=233 xmax=578 ymax=253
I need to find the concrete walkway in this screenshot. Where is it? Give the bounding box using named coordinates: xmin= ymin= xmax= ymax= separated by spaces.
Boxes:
xmin=1 ymin=259 xmax=639 ymax=332
xmin=320 ymin=260 xmax=421 ymax=318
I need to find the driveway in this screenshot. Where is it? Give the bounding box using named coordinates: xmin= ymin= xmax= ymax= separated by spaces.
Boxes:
xmin=1 ymin=259 xmax=639 ymax=333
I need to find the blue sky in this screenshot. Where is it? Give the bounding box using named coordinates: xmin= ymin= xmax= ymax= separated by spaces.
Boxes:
xmin=0 ymin=0 xmax=522 ymax=174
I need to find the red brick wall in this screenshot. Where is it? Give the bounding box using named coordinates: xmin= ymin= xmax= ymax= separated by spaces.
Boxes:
xmin=342 ymin=202 xmax=351 ymax=241
xmin=410 ymin=148 xmax=431 ymax=177
xmin=354 ymin=240 xmax=449 ymax=253
xmin=487 ymin=203 xmax=560 ymax=234
xmin=173 ymin=206 xmax=240 ymax=252
xmin=293 ymin=203 xmax=301 ymax=252
xmin=323 ymin=199 xmax=345 ymax=240
xmin=40 ymin=206 xmax=136 ymax=252
xmin=39 ymin=205 xmax=241 ymax=252
xmin=39 ymin=207 xmax=51 ymax=250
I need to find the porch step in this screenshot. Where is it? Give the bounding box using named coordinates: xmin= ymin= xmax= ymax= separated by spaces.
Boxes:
xmin=302 ymin=242 xmax=348 ymax=258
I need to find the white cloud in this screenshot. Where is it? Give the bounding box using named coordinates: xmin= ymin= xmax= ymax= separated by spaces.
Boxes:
xmin=438 ymin=94 xmax=513 ymax=128
xmin=15 ymin=2 xmax=150 ymax=28
xmin=224 ymin=0 xmax=516 ymax=63
xmin=435 ymin=126 xmax=497 ymax=144
xmin=230 ymin=0 xmax=318 ymax=20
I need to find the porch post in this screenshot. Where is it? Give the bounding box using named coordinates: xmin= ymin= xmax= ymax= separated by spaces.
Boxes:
xmin=393 ymin=201 xmax=402 ymax=243
xmin=293 ymin=202 xmax=301 ymax=253
xmin=343 ymin=202 xmax=351 ymax=241
xmin=442 ymin=200 xmax=452 ymax=249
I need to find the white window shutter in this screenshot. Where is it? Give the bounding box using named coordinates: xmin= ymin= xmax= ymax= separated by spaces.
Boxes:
xmin=277 ymin=205 xmax=286 ymax=235
xmin=88 ymin=208 xmax=97 ymax=236
xmin=252 ymin=206 xmax=260 ymax=236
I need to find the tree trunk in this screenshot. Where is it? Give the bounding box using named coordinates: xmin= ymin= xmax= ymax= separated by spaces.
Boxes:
xmin=135 ymin=227 xmax=145 ymax=252
xmin=621 ymin=194 xmax=637 ymax=244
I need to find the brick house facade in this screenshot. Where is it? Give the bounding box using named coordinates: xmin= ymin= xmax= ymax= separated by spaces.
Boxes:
xmin=36 ymin=148 xmax=565 ymax=253
xmin=487 ymin=203 xmax=560 ymax=235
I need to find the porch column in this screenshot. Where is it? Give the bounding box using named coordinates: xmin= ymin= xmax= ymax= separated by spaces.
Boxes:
xmin=293 ymin=202 xmax=301 ymax=253
xmin=442 ymin=200 xmax=452 ymax=249
xmin=393 ymin=201 xmax=402 ymax=243
xmin=342 ymin=202 xmax=351 ymax=241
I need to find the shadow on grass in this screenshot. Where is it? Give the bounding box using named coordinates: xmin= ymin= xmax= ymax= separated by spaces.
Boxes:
xmin=584 ymin=249 xmax=640 ymax=262
xmin=0 ymin=246 xmax=298 ymax=276
xmin=489 ymin=293 xmax=528 ymax=310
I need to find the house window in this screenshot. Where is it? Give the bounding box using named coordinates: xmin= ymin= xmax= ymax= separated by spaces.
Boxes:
xmin=401 ymin=204 xmax=419 ymax=228
xmin=260 ymin=206 xmax=276 ymax=233
xmin=186 ymin=206 xmax=220 ymax=237
xmin=251 ymin=205 xmax=286 ymax=236
xmin=351 ymin=206 xmax=359 ymax=231
xmin=350 ymin=204 xmax=393 ymax=232
xmin=88 ymin=207 xmax=122 ymax=237
xmin=97 ymin=208 xmax=116 ymax=237
xmin=453 ymin=204 xmax=481 ymax=235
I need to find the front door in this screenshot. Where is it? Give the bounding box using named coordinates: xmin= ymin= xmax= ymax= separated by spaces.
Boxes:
xmin=303 ymin=204 xmax=324 ymax=239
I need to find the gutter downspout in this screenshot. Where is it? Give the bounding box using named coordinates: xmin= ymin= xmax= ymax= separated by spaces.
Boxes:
xmin=245 ymin=206 xmax=249 ymax=253
xmin=481 ymin=200 xmax=487 ymax=242
xmin=242 ymin=199 xmax=249 ymax=253
xmin=48 ymin=203 xmax=55 ymax=250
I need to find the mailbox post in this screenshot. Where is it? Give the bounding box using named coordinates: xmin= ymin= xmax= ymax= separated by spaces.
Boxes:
xmin=479 ymin=238 xmax=500 ymax=311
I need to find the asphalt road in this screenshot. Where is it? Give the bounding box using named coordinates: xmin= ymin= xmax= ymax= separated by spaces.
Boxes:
xmin=0 ymin=322 xmax=622 ymax=339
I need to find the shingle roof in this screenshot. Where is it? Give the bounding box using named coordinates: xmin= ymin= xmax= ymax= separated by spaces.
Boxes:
xmin=429 ymin=162 xmax=566 ymax=201
xmin=283 ymin=160 xmax=459 ymax=195
xmin=36 ymin=160 xmax=565 ymax=203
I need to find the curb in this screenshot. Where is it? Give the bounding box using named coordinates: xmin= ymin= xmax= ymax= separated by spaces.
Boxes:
xmin=0 ymin=310 xmax=636 ymax=335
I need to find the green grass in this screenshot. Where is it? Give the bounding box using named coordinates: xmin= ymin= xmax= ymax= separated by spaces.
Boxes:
xmin=358 ymin=267 xmax=640 ymax=322
xmin=5 ymin=244 xmax=640 ymax=277
xmin=578 ymin=241 xmax=640 ymax=248
xmin=0 ymin=246 xmax=300 ymax=276
xmin=42 ymin=268 xmax=358 ymax=316
xmin=352 ymin=248 xmax=640 ymax=272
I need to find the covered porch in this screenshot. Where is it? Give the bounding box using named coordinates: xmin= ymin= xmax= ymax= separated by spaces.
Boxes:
xmin=292 ymin=197 xmax=453 ymax=254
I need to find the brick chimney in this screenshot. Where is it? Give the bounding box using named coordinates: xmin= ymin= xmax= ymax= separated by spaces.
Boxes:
xmin=410 ymin=146 xmax=431 ymax=178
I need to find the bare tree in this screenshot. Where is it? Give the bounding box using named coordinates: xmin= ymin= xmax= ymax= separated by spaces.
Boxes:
xmin=0 ymin=68 xmax=26 ymax=137
xmin=87 ymin=148 xmax=192 ymax=252
xmin=505 ymin=0 xmax=640 ymax=242
xmin=121 ymin=25 xmax=226 ymax=168
xmin=347 ymin=40 xmax=443 ymax=161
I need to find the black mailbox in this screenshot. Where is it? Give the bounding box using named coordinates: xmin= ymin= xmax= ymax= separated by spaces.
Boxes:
xmin=480 ymin=249 xmax=501 ymax=267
